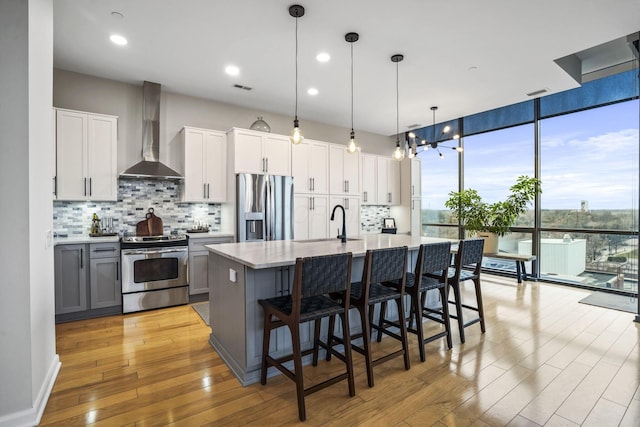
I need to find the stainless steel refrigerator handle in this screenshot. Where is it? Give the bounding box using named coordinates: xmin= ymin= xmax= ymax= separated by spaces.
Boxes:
xmin=270 ymin=178 xmax=276 ymax=240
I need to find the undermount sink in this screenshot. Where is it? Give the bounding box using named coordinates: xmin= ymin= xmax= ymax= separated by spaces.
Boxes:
xmin=296 ymin=238 xmax=362 ymax=243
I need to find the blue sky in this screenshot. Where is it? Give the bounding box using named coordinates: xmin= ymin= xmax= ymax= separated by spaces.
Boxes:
xmin=420 ymin=99 xmax=639 ymax=211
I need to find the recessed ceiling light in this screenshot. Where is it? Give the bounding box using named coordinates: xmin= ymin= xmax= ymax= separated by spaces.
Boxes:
xmin=316 ymin=52 xmax=330 ymax=63
xmin=307 ymin=88 xmax=318 ymax=96
xmin=109 ymin=34 xmax=127 ymax=46
xmin=225 ymin=65 xmax=240 ymax=76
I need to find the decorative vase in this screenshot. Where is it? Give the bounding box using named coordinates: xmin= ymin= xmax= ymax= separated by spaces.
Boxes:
xmin=249 ymin=116 xmax=271 ymax=132
xmin=476 ymin=231 xmax=499 ymax=254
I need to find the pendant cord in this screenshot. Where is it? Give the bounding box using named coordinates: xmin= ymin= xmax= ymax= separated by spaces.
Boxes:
xmin=350 ymin=41 xmax=354 ymax=133
xmin=294 ymin=16 xmax=299 ymax=121
xmin=396 ymin=60 xmax=399 ymax=144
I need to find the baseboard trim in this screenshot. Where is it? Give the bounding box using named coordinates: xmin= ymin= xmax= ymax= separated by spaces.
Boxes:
xmin=0 ymin=354 xmax=61 ymax=427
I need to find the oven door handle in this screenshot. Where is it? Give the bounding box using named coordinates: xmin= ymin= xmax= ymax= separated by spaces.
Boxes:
xmin=122 ymin=248 xmax=188 ymax=256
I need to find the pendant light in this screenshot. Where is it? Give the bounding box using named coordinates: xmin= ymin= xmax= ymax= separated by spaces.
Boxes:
xmin=421 ymin=106 xmax=463 ymax=159
xmin=346 ymin=32 xmax=359 ymax=153
xmin=391 ymin=54 xmax=405 ymax=161
xmin=289 ymin=5 xmax=305 ymax=145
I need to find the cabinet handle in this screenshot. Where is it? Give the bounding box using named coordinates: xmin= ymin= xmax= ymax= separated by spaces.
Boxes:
xmin=80 ymin=248 xmax=83 ymax=269
xmin=93 ymin=247 xmax=116 ymax=252
xmin=203 ymin=183 xmax=207 ymax=199
xmin=345 ymin=198 xmax=349 ymax=210
xmin=207 ymin=183 xmax=210 ymax=199
xmin=388 ymin=192 xmax=391 ymax=203
xmin=311 ymin=177 xmax=315 ymax=191
xmin=84 ymin=178 xmax=87 ymax=196
xmin=363 ymin=191 xmax=367 ymax=203
xmin=53 ymin=176 xmax=57 ymax=196
xmin=116 ymin=261 xmax=119 ymax=281
xmin=266 ymin=158 xmax=269 ymax=173
xmin=411 ymin=185 xmax=415 ymax=196
xmin=262 ymin=157 xmax=265 ymax=173
xmin=311 ymin=197 xmax=315 ymax=210
xmin=89 ymin=178 xmax=92 ymax=196
xmin=346 ymin=180 xmax=350 ymax=193
xmin=309 ymin=177 xmax=312 ymax=192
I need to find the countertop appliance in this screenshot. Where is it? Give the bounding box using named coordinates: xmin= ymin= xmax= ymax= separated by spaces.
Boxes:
xmin=237 ymin=173 xmax=294 ymax=242
xmin=120 ymin=233 xmax=189 ymax=313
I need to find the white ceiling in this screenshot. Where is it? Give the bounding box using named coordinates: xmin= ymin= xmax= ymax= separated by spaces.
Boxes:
xmin=53 ymin=0 xmax=640 ymax=136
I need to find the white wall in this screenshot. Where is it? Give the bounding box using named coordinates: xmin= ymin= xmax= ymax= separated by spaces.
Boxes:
xmin=0 ymin=1 xmax=59 ymax=425
xmin=53 ymin=68 xmax=397 ymax=175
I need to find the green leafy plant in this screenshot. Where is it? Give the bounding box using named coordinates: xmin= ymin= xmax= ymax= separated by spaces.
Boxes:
xmin=444 ymin=175 xmax=541 ymax=237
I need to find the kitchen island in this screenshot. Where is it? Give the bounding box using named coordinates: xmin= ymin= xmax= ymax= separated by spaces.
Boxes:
xmin=205 ymin=234 xmax=452 ymax=385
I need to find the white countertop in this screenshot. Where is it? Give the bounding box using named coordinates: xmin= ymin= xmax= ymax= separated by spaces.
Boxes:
xmin=54 ymin=235 xmax=120 ymax=245
xmin=186 ymin=231 xmax=235 ymax=240
xmin=206 ymin=234 xmax=453 ymax=269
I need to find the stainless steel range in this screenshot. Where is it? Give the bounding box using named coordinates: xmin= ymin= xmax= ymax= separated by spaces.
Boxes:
xmin=120 ymin=234 xmax=189 ymax=313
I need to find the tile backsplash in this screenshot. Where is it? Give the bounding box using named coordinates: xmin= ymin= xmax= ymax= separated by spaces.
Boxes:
xmin=360 ymin=205 xmax=391 ymax=233
xmin=53 ymin=178 xmax=392 ymax=237
xmin=53 ymin=179 xmax=221 ymax=237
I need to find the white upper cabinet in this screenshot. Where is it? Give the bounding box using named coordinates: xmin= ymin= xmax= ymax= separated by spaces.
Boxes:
xmin=56 ymin=108 xmax=118 ymax=201
xmin=390 ymin=157 xmax=423 ymax=235
xmin=361 ymin=153 xmax=377 ymax=205
xmin=182 ymin=127 xmax=227 ymax=203
xmin=228 ymin=128 xmax=291 ymax=176
xmin=294 ymin=194 xmax=329 ymax=240
xmin=376 ymin=157 xmax=400 ymax=206
xmin=291 ymin=139 xmax=329 ymax=194
xmin=329 ymin=145 xmax=360 ymax=196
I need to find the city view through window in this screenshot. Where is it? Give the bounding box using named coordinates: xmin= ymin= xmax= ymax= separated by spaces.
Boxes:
xmin=419 ymin=95 xmax=639 ymax=295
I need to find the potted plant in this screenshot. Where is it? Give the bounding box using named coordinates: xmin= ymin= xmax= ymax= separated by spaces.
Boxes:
xmin=444 ymin=175 xmax=541 ymax=253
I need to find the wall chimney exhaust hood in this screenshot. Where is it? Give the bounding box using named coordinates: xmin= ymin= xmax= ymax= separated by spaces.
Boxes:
xmin=120 ymin=81 xmax=183 ymax=180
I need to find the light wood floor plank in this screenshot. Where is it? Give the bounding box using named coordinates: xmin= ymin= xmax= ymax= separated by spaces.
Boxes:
xmin=39 ymin=274 xmax=640 ymax=426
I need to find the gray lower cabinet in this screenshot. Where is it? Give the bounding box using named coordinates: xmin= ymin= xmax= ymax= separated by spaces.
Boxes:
xmin=89 ymin=242 xmax=121 ymax=309
xmin=54 ymin=244 xmax=88 ymax=314
xmin=188 ymin=236 xmax=234 ymax=295
xmin=55 ymin=242 xmax=121 ymax=321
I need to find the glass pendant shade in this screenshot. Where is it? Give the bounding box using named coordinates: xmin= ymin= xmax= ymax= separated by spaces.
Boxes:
xmin=392 ymin=141 xmax=404 ymax=161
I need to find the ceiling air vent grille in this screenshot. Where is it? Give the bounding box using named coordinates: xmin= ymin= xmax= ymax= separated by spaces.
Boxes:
xmin=233 ymin=84 xmax=253 ymax=91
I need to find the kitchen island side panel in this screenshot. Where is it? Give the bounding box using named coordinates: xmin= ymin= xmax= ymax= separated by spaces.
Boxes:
xmin=208 ymin=253 xmax=247 ymax=378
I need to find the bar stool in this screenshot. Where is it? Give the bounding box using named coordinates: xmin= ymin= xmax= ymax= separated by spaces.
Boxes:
xmin=448 ymin=238 xmax=486 ymax=343
xmin=258 ymin=252 xmax=355 ymax=422
xmin=327 ymin=246 xmax=410 ymax=388
xmin=402 ymin=241 xmax=453 ymax=362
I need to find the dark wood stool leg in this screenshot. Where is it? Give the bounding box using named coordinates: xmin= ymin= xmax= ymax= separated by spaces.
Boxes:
xmin=474 ymin=278 xmax=486 ymax=333
xmin=377 ymin=301 xmax=387 ymax=342
xmin=260 ymin=312 xmax=272 ymax=385
xmin=439 ymin=285 xmax=453 ymax=349
xmin=289 ymin=323 xmax=306 ymax=421
xmin=394 ymin=296 xmax=411 ymax=370
xmin=360 ymin=305 xmax=375 ymax=388
xmin=325 ymin=314 xmax=336 ymax=361
xmin=414 ymin=290 xmax=426 ymax=362
xmin=312 ymin=318 xmax=321 ymax=366
xmin=339 ymin=311 xmax=356 ymax=397
xmin=450 ymin=283 xmax=466 ymax=344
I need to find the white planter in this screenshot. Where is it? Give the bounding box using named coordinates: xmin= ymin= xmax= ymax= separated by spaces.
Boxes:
xmin=476 ymin=231 xmax=499 ymax=254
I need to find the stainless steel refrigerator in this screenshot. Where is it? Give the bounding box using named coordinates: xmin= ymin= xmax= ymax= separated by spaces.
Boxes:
xmin=236 ymin=173 xmax=294 ymax=242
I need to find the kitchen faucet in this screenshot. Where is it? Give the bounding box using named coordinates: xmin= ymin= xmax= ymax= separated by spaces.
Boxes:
xmin=330 ymin=204 xmax=347 ymax=243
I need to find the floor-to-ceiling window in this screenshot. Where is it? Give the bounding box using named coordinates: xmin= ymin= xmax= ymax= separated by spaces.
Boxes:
xmin=418 ymin=68 xmax=639 ymax=295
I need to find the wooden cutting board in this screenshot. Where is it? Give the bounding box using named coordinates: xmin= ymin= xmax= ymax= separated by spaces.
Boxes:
xmin=136 ymin=216 xmax=150 ymax=236
xmin=148 ymin=213 xmax=163 ymax=236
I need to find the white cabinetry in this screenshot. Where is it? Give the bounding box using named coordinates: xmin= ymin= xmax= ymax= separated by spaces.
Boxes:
xmin=55 ymin=108 xmax=118 ymax=201
xmin=294 ymin=194 xmax=329 ymax=240
xmin=329 ymin=145 xmax=360 ymax=196
xmin=330 ymin=196 xmax=360 ymax=238
xmin=361 ymin=153 xmax=377 ymax=205
xmin=376 ymin=157 xmax=400 ymax=205
xmin=228 ymin=128 xmax=290 ymax=176
xmin=390 ymin=157 xmax=423 ymax=235
xmin=291 ymin=139 xmax=329 ymax=194
xmin=182 ymin=127 xmax=227 ymax=202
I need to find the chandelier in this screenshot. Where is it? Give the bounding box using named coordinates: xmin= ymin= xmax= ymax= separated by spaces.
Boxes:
xmin=408 ymin=106 xmax=462 ymax=159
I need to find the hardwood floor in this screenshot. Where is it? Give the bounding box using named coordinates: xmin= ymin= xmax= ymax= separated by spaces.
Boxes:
xmin=40 ymin=275 xmax=640 ymax=426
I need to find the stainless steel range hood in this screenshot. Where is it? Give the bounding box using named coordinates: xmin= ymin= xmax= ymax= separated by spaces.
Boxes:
xmin=120 ymin=81 xmax=183 ymax=180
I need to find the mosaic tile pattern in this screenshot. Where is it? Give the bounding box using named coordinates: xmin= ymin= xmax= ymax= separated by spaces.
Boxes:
xmin=361 ymin=205 xmax=391 ymax=233
xmin=53 ymin=179 xmax=221 ymax=237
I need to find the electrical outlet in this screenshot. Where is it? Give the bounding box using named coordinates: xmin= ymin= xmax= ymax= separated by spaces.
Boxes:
xmin=229 ymin=268 xmax=237 ymax=283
